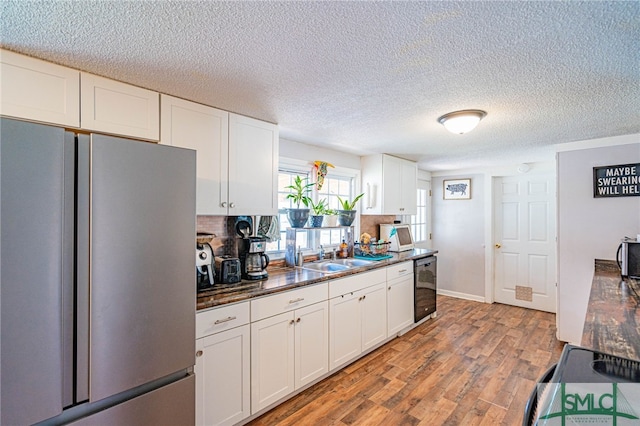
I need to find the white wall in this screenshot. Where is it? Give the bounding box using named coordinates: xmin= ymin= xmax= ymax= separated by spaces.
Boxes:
xmin=556 ymin=139 xmax=640 ymax=344
xmin=432 ymin=173 xmax=486 ymax=300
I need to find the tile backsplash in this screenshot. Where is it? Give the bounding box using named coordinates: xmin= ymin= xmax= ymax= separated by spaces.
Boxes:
xmin=197 ymin=216 xmax=238 ymax=257
xmin=359 ymin=215 xmax=397 ymax=240
xmin=197 ymin=214 xmax=399 ymax=257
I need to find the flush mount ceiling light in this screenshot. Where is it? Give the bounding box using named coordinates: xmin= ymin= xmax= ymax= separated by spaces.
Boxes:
xmin=437 ymin=110 xmax=487 ymax=134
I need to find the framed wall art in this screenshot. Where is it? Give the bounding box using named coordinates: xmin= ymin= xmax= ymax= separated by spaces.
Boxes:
xmin=443 ymin=178 xmax=471 ymax=200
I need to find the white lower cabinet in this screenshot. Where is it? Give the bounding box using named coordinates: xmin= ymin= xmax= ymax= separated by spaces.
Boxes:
xmin=195 ymin=262 xmax=421 ymax=422
xmin=361 ymin=283 xmax=388 ymax=351
xmin=251 ymin=311 xmax=295 ymax=413
xmin=195 ymin=303 xmax=250 ymax=426
xmin=294 ymin=301 xmax=330 ymax=388
xmin=250 ymin=284 xmax=329 ymax=414
xmin=387 ymin=261 xmax=415 ymax=336
xmin=329 ymin=269 xmax=387 ymax=371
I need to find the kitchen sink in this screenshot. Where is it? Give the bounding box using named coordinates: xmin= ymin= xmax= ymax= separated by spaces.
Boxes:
xmin=299 ymin=258 xmax=374 ymax=274
xmin=329 ymin=258 xmax=374 ymax=267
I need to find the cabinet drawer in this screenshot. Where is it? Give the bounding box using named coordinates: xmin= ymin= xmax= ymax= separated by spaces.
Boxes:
xmin=387 ymin=261 xmax=413 ymax=281
xmin=197 ymin=302 xmax=250 ymax=339
xmin=329 ymin=268 xmax=386 ymax=299
xmin=251 ymin=283 xmax=328 ymax=322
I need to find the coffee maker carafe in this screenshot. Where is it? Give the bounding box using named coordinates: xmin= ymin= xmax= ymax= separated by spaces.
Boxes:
xmin=239 ymin=236 xmax=270 ymax=280
xmin=196 ymin=233 xmax=215 ymax=291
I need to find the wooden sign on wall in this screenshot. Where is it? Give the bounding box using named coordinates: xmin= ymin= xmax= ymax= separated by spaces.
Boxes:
xmin=593 ymin=163 xmax=640 ymax=198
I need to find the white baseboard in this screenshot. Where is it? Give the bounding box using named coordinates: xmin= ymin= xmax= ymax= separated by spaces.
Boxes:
xmin=437 ymin=289 xmax=486 ymax=303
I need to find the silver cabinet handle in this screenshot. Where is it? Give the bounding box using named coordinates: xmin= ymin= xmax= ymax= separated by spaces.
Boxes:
xmin=196 ymin=350 xmax=203 ymax=357
xmin=289 ymin=298 xmax=304 ymax=304
xmin=229 ymin=202 xmax=235 ymax=208
xmin=214 ymin=316 xmax=236 ymax=325
xmin=289 ymin=320 xmax=295 ymax=325
xmin=296 ymin=318 xmax=301 ymax=323
xmin=221 ymin=201 xmax=227 ymax=208
xmin=398 ymin=269 xmax=407 ymax=273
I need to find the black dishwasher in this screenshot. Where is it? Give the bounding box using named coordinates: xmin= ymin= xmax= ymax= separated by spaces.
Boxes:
xmin=414 ymin=256 xmax=437 ymax=322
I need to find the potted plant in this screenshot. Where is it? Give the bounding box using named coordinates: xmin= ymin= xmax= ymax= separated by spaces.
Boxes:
xmin=286 ymin=175 xmax=313 ymax=228
xmin=308 ymin=198 xmax=327 ymax=228
xmin=336 ymin=193 xmax=365 ymax=226
xmin=322 ymin=208 xmax=339 ymax=227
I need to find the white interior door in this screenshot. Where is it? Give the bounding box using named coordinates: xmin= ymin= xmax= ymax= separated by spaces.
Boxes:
xmin=493 ymin=174 xmax=556 ymax=312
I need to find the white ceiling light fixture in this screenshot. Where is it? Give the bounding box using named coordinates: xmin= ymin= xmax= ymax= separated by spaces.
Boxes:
xmin=437 ymin=110 xmax=487 ymax=134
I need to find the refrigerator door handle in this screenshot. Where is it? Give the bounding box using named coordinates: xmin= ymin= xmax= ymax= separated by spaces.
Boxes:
xmin=76 ymin=134 xmax=91 ymax=403
xmin=62 ymin=131 xmax=76 ymax=407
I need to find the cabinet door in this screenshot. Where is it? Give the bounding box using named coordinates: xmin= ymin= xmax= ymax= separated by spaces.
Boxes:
xmin=251 ymin=312 xmax=295 ymax=413
xmin=228 ymin=114 xmax=279 ymax=216
xmin=329 ymin=292 xmax=361 ymax=371
xmin=400 ymin=159 xmax=417 ymax=215
xmin=81 ymin=72 xmax=159 ymax=140
xmin=0 ymin=49 xmax=80 ymax=127
xmin=382 ymin=155 xmax=403 ymax=215
xmin=160 ymin=95 xmax=229 ymax=215
xmin=387 ymin=275 xmax=414 ymax=336
xmin=361 ymin=283 xmax=387 ymax=351
xmin=196 ymin=325 xmax=250 ymax=426
xmin=294 ymin=301 xmax=329 ymax=389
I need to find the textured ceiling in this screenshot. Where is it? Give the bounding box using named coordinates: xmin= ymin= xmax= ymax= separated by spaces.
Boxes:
xmin=1 ymin=1 xmax=639 ymax=171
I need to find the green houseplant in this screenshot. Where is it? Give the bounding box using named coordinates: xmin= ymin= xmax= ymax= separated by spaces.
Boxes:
xmin=286 ymin=176 xmax=313 ymax=228
xmin=336 ymin=193 xmax=364 ymax=226
xmin=322 ymin=208 xmax=339 ymax=227
xmin=308 ymin=198 xmax=327 ymax=228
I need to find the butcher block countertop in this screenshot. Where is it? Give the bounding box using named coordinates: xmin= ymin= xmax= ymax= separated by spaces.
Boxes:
xmin=581 ymin=259 xmax=640 ymax=361
xmin=197 ymin=248 xmax=437 ymax=311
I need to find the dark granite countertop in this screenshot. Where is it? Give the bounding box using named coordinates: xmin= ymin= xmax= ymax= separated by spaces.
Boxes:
xmin=196 ymin=248 xmax=437 ymax=311
xmin=581 ymin=259 xmax=640 ymax=361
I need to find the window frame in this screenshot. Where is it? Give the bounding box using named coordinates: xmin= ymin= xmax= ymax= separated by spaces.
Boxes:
xmin=410 ymin=179 xmax=431 ymax=247
xmin=267 ymin=159 xmax=361 ymax=258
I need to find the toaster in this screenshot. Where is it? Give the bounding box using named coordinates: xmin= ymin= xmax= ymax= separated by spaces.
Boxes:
xmin=215 ymin=256 xmax=242 ymax=284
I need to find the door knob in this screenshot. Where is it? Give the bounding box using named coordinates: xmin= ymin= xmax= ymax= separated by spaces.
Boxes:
xmin=495 ymin=243 xmax=502 ymax=248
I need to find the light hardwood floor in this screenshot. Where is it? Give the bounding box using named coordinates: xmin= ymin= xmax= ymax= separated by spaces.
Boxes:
xmin=248 ymin=295 xmax=564 ymax=426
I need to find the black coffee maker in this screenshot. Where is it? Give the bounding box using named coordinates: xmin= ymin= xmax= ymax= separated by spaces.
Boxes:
xmin=239 ymin=236 xmax=269 ymax=280
xmin=196 ymin=233 xmax=215 ymax=291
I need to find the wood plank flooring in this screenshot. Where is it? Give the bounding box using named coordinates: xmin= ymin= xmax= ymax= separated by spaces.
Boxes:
xmin=248 ymin=295 xmax=564 ymax=426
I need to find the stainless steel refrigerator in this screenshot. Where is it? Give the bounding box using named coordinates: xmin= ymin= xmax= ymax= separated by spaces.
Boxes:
xmin=1 ymin=117 xmax=196 ymax=425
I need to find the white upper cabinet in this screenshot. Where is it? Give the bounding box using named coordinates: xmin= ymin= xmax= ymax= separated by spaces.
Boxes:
xmin=361 ymin=154 xmax=417 ymax=215
xmin=160 ymin=95 xmax=229 ymax=215
xmin=228 ymin=113 xmax=279 ymax=216
xmin=0 ymin=49 xmax=80 ymax=127
xmin=81 ymin=72 xmax=159 ymax=140
xmin=160 ymin=96 xmax=279 ymax=216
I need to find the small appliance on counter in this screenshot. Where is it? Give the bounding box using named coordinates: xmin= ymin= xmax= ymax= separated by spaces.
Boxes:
xmin=196 ymin=232 xmax=215 ymax=291
xmin=239 ymin=236 xmax=270 ymax=280
xmin=380 ymin=223 xmax=415 ymax=252
xmin=215 ymin=256 xmax=242 ymax=284
xmin=617 ymin=236 xmax=640 ymax=278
